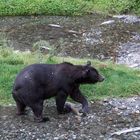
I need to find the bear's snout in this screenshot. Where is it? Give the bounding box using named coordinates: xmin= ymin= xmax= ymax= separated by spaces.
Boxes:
xmin=98 ymin=75 xmax=105 ymax=82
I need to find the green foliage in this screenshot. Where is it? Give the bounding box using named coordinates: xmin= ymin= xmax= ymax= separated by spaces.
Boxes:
xmin=0 ymin=0 xmax=139 ymax=16
xmin=0 ymin=0 xmax=93 ymax=16
xmin=0 ymin=64 xmax=24 ymax=104
xmin=93 ymin=0 xmax=140 ymax=14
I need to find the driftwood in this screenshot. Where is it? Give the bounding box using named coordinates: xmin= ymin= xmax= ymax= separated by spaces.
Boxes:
xmin=111 ymin=127 xmax=140 ymax=136
xmin=65 ymin=102 xmax=82 ymax=116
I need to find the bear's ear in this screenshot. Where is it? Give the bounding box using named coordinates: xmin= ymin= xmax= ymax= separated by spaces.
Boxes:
xmin=86 ymin=61 xmax=91 ymax=66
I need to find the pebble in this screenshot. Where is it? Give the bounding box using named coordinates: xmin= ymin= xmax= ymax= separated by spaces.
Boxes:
xmin=72 ymin=135 xmax=77 ymax=139
xmin=75 ymin=116 xmax=82 ymax=123
xmin=100 ymin=20 xmax=115 ymax=25
xmin=118 ymin=105 xmax=127 ymax=110
xmin=48 ymin=24 xmax=62 ymax=28
xmin=54 ymin=137 xmax=59 ymax=140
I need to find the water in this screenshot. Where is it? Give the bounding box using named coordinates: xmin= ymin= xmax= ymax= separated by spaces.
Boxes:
xmin=0 ymin=14 xmax=140 ymax=68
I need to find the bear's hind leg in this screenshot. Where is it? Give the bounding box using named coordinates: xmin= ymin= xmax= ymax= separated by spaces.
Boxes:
xmin=30 ymin=101 xmax=49 ymax=123
xmin=12 ymin=90 xmax=26 ymax=115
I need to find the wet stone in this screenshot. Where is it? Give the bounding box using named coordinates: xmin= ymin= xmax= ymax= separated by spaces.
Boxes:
xmin=113 ymin=15 xmax=140 ymax=24
xmin=118 ymin=105 xmax=127 ymax=110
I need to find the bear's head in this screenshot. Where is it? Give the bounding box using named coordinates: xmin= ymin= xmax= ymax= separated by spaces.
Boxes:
xmin=76 ymin=61 xmax=105 ymax=84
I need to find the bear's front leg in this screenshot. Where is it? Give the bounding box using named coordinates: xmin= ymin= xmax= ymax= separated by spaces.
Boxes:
xmin=70 ymin=89 xmax=89 ymax=116
xmin=56 ymin=91 xmax=70 ymax=114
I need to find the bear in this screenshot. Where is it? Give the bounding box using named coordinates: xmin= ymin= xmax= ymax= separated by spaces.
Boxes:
xmin=12 ymin=61 xmax=104 ymax=122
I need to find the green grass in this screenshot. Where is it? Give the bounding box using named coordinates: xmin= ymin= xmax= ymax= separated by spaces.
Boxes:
xmin=0 ymin=0 xmax=139 ymax=16
xmin=92 ymin=0 xmax=140 ymax=15
xmin=0 ymin=45 xmax=140 ymax=105
xmin=0 ymin=0 xmax=93 ymax=16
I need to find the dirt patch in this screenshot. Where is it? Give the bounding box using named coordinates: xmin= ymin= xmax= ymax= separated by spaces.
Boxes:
xmin=1 ymin=97 xmax=140 ymax=140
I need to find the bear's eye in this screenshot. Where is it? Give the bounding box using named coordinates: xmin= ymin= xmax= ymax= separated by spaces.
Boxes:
xmin=85 ymin=69 xmax=90 ymax=74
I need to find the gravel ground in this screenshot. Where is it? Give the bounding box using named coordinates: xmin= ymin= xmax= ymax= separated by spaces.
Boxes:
xmin=1 ymin=97 xmax=140 ymax=140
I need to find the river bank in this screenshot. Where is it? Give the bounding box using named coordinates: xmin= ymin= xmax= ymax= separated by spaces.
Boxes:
xmin=0 ymin=14 xmax=140 ymax=68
